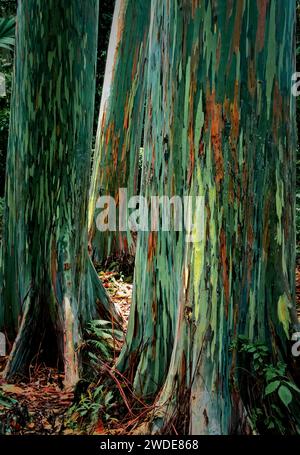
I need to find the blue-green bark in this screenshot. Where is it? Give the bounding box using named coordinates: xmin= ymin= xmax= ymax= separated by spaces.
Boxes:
xmin=88 ymin=0 xmax=150 ymax=263
xmin=0 ymin=0 xmax=120 ymax=385
xmin=119 ymin=0 xmax=298 ymax=434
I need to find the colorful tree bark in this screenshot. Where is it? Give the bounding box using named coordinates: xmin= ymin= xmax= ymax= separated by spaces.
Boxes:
xmin=119 ymin=0 xmax=298 ymax=434
xmin=0 ymin=0 xmax=121 ymax=385
xmin=88 ymin=0 xmax=150 ymax=263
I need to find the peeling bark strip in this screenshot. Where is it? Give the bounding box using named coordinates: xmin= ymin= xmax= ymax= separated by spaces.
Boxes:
xmin=0 ymin=0 xmax=120 ymax=384
xmin=119 ymin=0 xmax=297 ymax=434
xmin=88 ymin=0 xmax=151 ymax=262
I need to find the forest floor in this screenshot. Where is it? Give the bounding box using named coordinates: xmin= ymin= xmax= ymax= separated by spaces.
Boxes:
xmin=0 ymin=270 xmax=133 ymax=435
xmin=0 ymin=266 xmax=299 ymax=435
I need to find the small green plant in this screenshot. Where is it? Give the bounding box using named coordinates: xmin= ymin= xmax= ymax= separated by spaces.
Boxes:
xmin=67 ymin=384 xmax=118 ymax=432
xmin=85 ymin=320 xmax=123 ymax=363
xmin=66 ymin=319 xmax=128 ymax=433
xmin=0 ymin=390 xmax=18 ymax=435
xmin=0 ymin=389 xmax=15 ymax=409
xmin=0 ymin=17 xmax=15 ymax=51
xmin=232 ymin=336 xmax=300 ymax=434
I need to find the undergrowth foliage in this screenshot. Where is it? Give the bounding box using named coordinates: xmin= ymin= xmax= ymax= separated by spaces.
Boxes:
xmin=85 ymin=320 xmax=123 ymax=362
xmin=0 ymin=390 xmax=17 ymax=434
xmin=66 ymin=320 xmax=124 ymax=432
xmin=232 ymin=336 xmax=300 ymax=434
xmin=67 ymin=384 xmax=119 ymax=433
xmin=66 ymin=318 xmax=156 ymax=434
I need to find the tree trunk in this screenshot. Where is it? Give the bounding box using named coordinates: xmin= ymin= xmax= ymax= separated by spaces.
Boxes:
xmin=119 ymin=0 xmax=298 ymax=433
xmin=88 ymin=0 xmax=150 ymax=263
xmin=0 ymin=0 xmax=121 ymax=386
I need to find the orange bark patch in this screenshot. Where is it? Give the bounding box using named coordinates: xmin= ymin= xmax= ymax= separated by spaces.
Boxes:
xmin=229 ymin=81 xmax=240 ymax=174
xmin=123 ymin=95 xmax=130 ymax=130
xmin=242 ymin=161 xmax=248 ymax=191
xmin=223 ymin=97 xmax=230 ymax=120
xmin=206 ymin=90 xmax=224 ymax=186
xmin=188 ymin=70 xmax=197 ymax=184
xmin=105 ymin=121 xmax=114 ymax=146
xmin=121 ymin=141 xmax=127 ymax=164
xmin=112 ymin=135 xmax=120 ymax=169
xmin=131 ymin=46 xmax=139 ymax=81
xmin=101 ymin=110 xmax=107 ymax=131
xmin=147 ymin=232 xmax=157 ymax=264
xmin=189 ymin=41 xmax=203 ymax=165
xmin=192 ymin=0 xmax=200 ymax=18
xmin=248 ymin=60 xmax=257 ymax=98
xmin=151 ymin=143 xmax=156 ymax=174
xmin=116 ymin=4 xmax=126 ymax=57
xmin=232 ymin=0 xmax=244 ymax=53
xmin=230 ymin=81 xmax=240 ymax=141
xmin=256 ymin=0 xmax=269 ymax=53
xmin=122 ymin=234 xmax=128 ymax=252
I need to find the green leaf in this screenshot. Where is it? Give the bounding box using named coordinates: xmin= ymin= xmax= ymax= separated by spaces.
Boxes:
xmin=265 ymin=370 xmax=278 ymax=382
xmin=278 ymin=385 xmax=292 ymax=407
xmin=284 ymin=381 xmax=300 ymax=394
xmin=238 ymin=335 xmax=248 ymax=341
xmin=0 ymin=17 xmax=16 ymax=51
xmin=104 ymin=391 xmax=113 ymax=407
xmin=265 ymin=380 xmax=280 ymax=395
xmin=88 ymin=352 xmax=98 ymax=362
xmin=0 ymin=391 xmax=16 ymax=409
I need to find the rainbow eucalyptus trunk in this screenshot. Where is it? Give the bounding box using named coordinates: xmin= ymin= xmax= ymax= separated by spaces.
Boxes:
xmin=0 ymin=0 xmax=120 ymax=385
xmin=119 ymin=0 xmax=298 ymax=434
xmin=88 ymin=0 xmax=150 ymax=263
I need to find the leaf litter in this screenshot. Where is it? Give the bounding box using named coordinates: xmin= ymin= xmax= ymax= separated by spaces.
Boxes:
xmin=0 ymin=271 xmax=132 ymax=435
